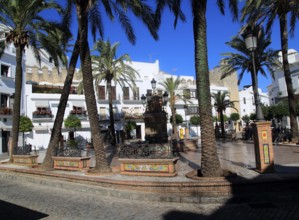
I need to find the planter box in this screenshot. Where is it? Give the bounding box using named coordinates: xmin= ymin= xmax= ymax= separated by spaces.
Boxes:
xmin=52 ymin=156 xmax=91 ymax=171
xmin=12 ymin=155 xmax=39 ymax=167
xmin=118 ymin=157 xmax=178 ymax=177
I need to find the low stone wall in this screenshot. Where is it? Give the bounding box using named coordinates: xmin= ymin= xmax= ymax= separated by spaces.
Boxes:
xmin=12 ymin=155 xmax=39 ymax=167
xmin=118 ymin=158 xmax=178 ymax=177
xmin=52 ymin=157 xmax=91 ymax=171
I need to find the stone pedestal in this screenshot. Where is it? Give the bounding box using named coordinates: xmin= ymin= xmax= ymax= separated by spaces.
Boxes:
xmin=252 ymin=121 xmax=275 ymax=173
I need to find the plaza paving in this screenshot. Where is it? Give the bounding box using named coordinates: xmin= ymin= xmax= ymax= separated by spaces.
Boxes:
xmin=0 ymin=140 xmax=299 ymax=219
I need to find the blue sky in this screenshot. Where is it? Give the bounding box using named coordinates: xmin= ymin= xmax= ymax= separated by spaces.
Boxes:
xmin=56 ymin=1 xmax=299 ymax=93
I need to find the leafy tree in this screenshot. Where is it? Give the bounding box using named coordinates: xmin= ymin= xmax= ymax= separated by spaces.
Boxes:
xmin=212 ymin=91 xmax=237 ymax=138
xmin=242 ymin=0 xmax=299 ymax=142
xmin=272 ymin=101 xmax=289 ymax=121
xmin=170 ymin=114 xmax=183 ymax=125
xmin=230 ymin=113 xmax=240 ymax=122
xmin=261 ymin=105 xmax=273 ymax=121
xmin=250 ymin=113 xmax=257 ymax=121
xmin=91 ymin=40 xmax=139 ymax=146
xmin=156 ymin=0 xmax=239 ymax=177
xmin=0 ymin=0 xmax=65 ymax=160
xmin=242 ymin=115 xmax=250 ymax=125
xmin=64 ymin=115 xmax=81 ymax=141
xmin=19 ymin=116 xmax=33 ymax=149
xmin=190 ymin=115 xmax=200 ymax=136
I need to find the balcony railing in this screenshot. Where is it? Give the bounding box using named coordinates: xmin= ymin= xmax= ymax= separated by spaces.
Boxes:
xmin=123 ymin=95 xmax=140 ymax=101
xmin=0 ymin=107 xmax=13 ymax=115
xmin=33 ymin=108 xmax=53 ymax=119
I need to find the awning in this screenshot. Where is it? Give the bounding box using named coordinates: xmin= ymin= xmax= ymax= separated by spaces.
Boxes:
xmin=35 ymin=100 xmax=49 ymax=107
xmin=0 ymin=121 xmax=12 ymax=131
xmin=72 ymin=101 xmax=85 ymax=107
xmin=0 ymin=78 xmax=14 ymax=94
xmin=34 ymin=126 xmax=48 ymax=131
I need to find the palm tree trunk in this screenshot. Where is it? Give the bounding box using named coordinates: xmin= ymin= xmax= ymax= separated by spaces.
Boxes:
xmin=11 ymin=45 xmax=23 ymax=160
xmin=76 ymin=2 xmax=111 ymax=173
xmin=220 ymin=111 xmax=225 ymax=138
xmin=107 ymin=78 xmax=116 ymax=146
xmin=193 ymin=0 xmax=222 ymax=177
xmin=41 ymin=33 xmax=80 ymax=168
xmin=279 ymin=14 xmax=299 ymax=143
xmin=171 ymin=94 xmax=179 ymax=140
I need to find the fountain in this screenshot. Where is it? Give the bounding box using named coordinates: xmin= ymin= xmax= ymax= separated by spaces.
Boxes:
xmin=118 ymin=79 xmax=178 ymax=176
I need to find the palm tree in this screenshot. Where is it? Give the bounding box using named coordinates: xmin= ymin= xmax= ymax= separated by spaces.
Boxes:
xmin=43 ymin=0 xmax=158 ymax=172
xmin=155 ymin=0 xmax=239 ymax=177
xmin=221 ymin=26 xmax=279 ymax=121
xmin=211 ymin=91 xmax=237 ymax=138
xmin=0 ymin=0 xmax=65 ymax=160
xmin=92 ymin=40 xmax=139 ymax=146
xmin=159 ymin=77 xmax=183 ymax=141
xmin=242 ymin=0 xmax=299 ymax=142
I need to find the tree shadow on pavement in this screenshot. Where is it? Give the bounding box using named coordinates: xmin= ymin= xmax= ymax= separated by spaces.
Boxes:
xmin=162 ymin=167 xmax=299 ymax=220
xmin=0 ymin=200 xmax=48 ymax=220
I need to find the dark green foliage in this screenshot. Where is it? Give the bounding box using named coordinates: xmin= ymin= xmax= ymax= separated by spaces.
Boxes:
xmin=19 ymin=116 xmax=34 ymax=132
xmin=170 ymin=114 xmax=183 ymax=124
xmin=190 ymin=115 xmax=200 ymax=126
xmin=64 ymin=115 xmax=81 ymax=129
xmin=230 ymin=113 xmax=240 ymax=122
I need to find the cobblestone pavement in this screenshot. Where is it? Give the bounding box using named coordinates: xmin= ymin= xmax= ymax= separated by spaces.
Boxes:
xmin=1 ymin=177 xmax=299 ymax=220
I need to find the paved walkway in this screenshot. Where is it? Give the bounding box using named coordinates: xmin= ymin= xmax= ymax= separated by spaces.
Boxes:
xmin=1 ymin=140 xmax=299 ymax=219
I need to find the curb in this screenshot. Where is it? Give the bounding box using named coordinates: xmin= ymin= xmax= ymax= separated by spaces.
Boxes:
xmin=1 ymin=165 xmax=299 ymax=204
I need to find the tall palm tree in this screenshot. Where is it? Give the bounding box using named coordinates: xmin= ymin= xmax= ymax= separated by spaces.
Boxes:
xmin=92 ymin=40 xmax=139 ymax=146
xmin=155 ymin=0 xmax=239 ymax=177
xmin=221 ymin=26 xmax=279 ymax=121
xmin=0 ymin=0 xmax=65 ymax=160
xmin=212 ymin=91 xmax=237 ymax=138
xmin=242 ymin=0 xmax=299 ymax=142
xmin=159 ymin=77 xmax=183 ymax=141
xmin=42 ymin=0 xmax=158 ymax=172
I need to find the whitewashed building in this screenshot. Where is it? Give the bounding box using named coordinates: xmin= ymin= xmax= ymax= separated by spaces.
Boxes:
xmin=268 ymin=49 xmax=299 ymax=105
xmin=239 ymin=85 xmax=269 ymax=119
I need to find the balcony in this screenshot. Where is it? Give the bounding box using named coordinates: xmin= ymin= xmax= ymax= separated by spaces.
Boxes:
xmin=32 ymin=107 xmax=53 ymax=121
xmin=70 ymin=106 xmax=87 ymax=119
xmin=123 ymin=96 xmax=141 ymax=104
xmin=0 ymin=107 xmax=13 ymax=118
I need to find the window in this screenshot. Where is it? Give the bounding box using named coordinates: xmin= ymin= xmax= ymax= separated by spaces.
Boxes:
xmin=123 ymin=87 xmax=129 ymax=100
xmin=49 ymin=57 xmax=53 ymax=63
xmin=112 ymin=86 xmax=116 ymax=100
xmin=187 ymin=106 xmax=199 ymax=114
xmin=1 ymin=64 xmax=9 ymax=77
xmin=190 ymin=90 xmax=197 ymax=98
xmin=183 ymin=89 xmax=191 ymax=99
xmin=99 ymin=107 xmax=106 ymax=119
xmin=98 ymin=86 xmax=105 ymax=99
xmin=243 ymin=98 xmax=246 ymax=104
xmin=133 ymin=87 xmax=139 ymax=100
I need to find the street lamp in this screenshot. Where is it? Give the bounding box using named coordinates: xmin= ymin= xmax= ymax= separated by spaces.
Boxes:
xmin=151 ymin=78 xmax=156 ymax=92
xmin=242 ymin=29 xmax=264 ymax=121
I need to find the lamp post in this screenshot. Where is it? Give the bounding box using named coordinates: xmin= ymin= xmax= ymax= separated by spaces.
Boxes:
xmin=242 ymin=30 xmax=264 ymax=121
xmin=184 ymin=104 xmax=189 ymax=139
xmin=241 ymin=27 xmax=274 ymax=173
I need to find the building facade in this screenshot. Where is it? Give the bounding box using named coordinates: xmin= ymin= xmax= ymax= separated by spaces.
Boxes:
xmin=239 ymin=85 xmax=270 ymax=119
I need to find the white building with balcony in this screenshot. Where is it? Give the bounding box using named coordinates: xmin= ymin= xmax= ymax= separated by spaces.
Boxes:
xmin=268 ymin=49 xmax=299 ymax=105
xmin=0 ymin=42 xmax=26 ymax=154
xmin=239 ymin=85 xmax=269 ymax=119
